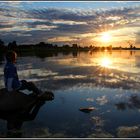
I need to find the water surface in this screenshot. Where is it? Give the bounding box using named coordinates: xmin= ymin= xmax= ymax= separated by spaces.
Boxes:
xmin=0 ymin=50 xmax=140 ymax=138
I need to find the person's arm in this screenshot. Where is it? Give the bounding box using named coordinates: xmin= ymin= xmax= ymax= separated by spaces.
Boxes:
xmin=7 ymin=78 xmax=14 ymax=92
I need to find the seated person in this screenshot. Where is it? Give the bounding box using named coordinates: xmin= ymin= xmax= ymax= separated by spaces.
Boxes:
xmin=4 ymin=50 xmax=41 ymax=96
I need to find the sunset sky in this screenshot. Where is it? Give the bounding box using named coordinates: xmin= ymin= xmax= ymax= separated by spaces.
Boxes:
xmin=0 ymin=1 xmax=140 ymax=47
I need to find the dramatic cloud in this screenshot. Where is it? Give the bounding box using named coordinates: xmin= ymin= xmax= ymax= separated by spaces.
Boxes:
xmin=0 ymin=2 xmax=140 ymax=47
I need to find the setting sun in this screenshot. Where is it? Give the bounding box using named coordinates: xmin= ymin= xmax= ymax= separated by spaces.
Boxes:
xmin=101 ymin=32 xmax=111 ymax=42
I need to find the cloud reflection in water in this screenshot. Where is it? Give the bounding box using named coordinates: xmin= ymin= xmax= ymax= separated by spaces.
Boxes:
xmin=115 ymin=94 xmax=140 ymax=111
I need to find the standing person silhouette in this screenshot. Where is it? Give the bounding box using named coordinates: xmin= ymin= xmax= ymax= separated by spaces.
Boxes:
xmin=4 ymin=50 xmax=42 ymax=96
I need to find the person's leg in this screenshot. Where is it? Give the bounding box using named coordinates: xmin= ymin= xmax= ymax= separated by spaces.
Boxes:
xmin=26 ymin=82 xmax=41 ymax=94
xmin=19 ymin=80 xmax=41 ymax=95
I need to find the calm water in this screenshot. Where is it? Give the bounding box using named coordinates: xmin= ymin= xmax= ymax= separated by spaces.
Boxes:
xmin=0 ymin=50 xmax=140 ymax=138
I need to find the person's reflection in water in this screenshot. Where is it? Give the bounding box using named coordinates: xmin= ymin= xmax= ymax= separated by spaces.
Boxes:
xmin=5 ymin=100 xmax=45 ymax=137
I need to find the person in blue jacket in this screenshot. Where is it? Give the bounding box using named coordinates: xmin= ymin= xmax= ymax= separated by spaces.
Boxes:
xmin=4 ymin=51 xmax=41 ymax=95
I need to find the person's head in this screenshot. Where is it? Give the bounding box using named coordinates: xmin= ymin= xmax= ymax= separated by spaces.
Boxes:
xmin=5 ymin=51 xmax=17 ymax=63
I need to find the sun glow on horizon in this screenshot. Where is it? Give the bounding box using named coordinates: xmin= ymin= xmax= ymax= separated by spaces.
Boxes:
xmin=101 ymin=32 xmax=112 ymax=43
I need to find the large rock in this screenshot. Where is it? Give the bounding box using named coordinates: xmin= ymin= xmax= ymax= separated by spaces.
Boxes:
xmin=0 ymin=88 xmax=54 ymax=112
xmin=0 ymin=88 xmax=37 ymax=112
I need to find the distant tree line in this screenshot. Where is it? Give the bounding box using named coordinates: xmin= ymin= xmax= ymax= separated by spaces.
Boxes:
xmin=0 ymin=39 xmax=138 ymax=55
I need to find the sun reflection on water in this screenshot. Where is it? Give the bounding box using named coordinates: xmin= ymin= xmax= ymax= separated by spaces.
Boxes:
xmin=100 ymin=57 xmax=112 ymax=68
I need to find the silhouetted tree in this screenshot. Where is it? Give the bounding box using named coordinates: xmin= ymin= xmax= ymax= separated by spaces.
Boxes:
xmin=72 ymin=44 xmax=78 ymax=48
xmin=62 ymin=44 xmax=70 ymax=51
xmin=107 ymin=45 xmax=112 ymax=51
xmin=8 ymin=41 xmax=17 ymax=51
xmin=38 ymin=42 xmax=45 ymax=47
xmin=127 ymin=40 xmax=136 ymax=50
xmin=54 ymin=44 xmax=58 ymax=48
